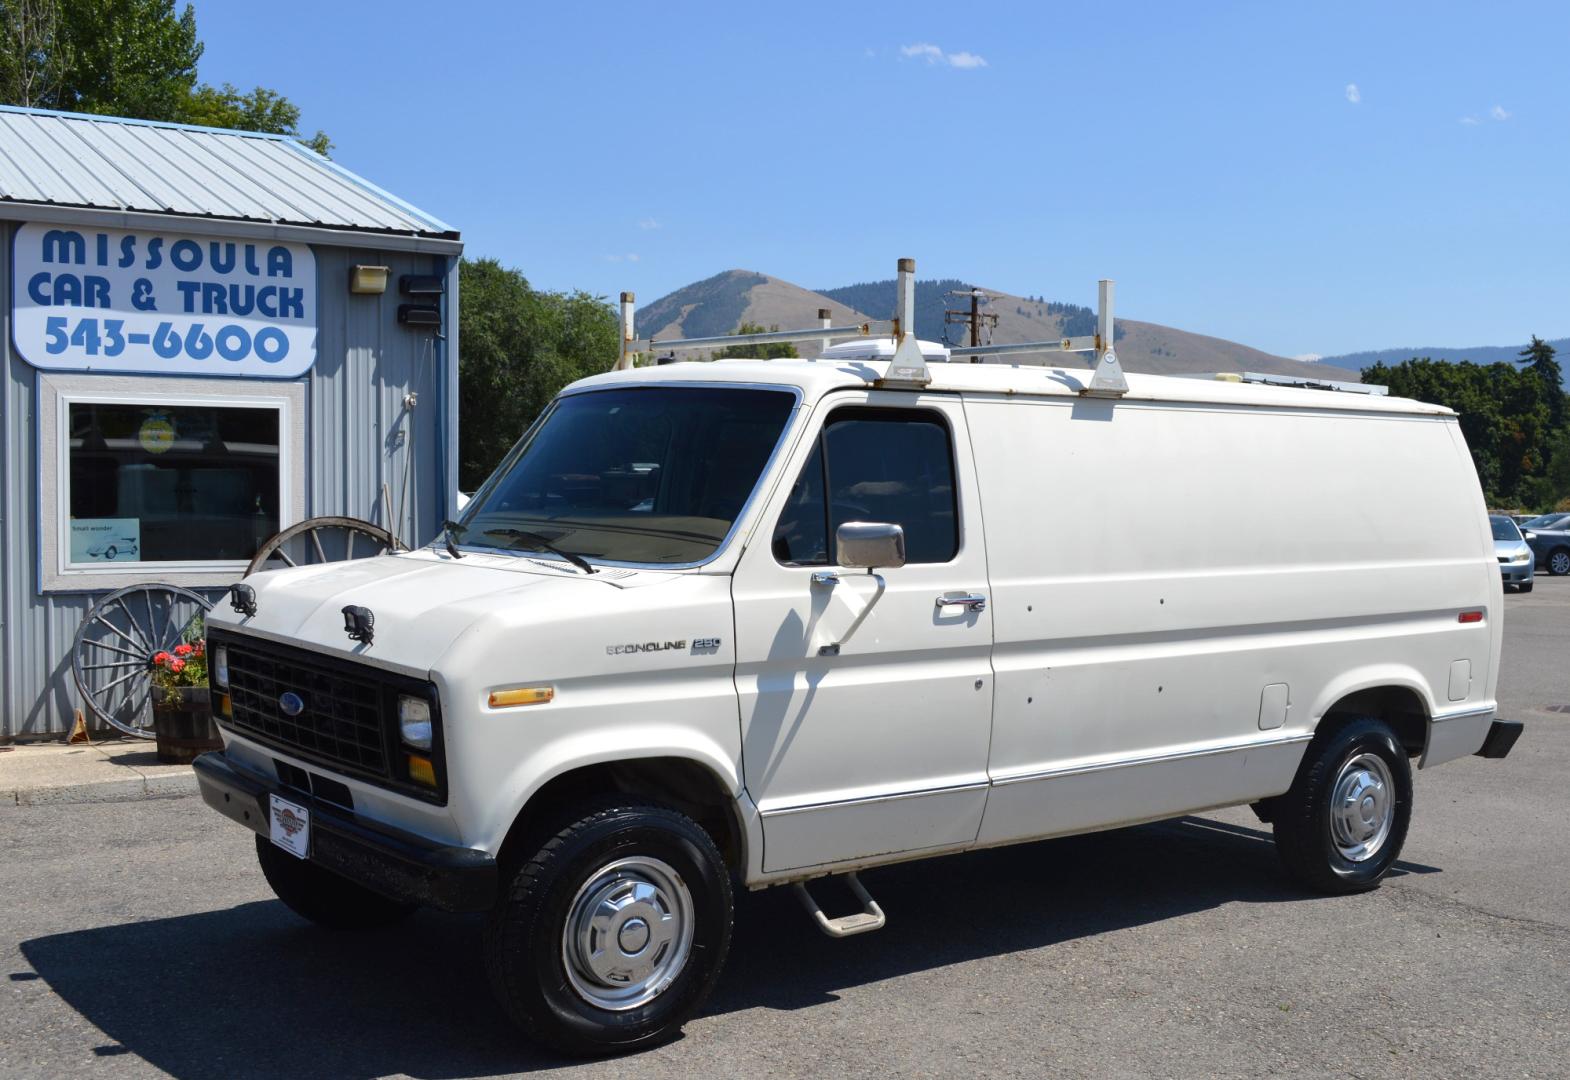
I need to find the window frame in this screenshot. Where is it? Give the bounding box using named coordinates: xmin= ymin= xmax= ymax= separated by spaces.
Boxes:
xmin=38 ymin=373 xmax=305 ymax=592
xmin=772 ymin=403 xmax=962 ymax=569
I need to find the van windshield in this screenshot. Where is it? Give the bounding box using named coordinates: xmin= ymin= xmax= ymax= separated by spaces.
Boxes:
xmin=459 ymin=386 xmax=796 ymax=566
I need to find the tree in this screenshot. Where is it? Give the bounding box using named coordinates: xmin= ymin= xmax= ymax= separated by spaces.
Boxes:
xmin=710 ymin=322 xmax=799 ymax=361
xmin=0 ymin=0 xmax=330 ymax=153
xmin=0 ymin=0 xmax=70 ymax=107
xmin=53 ymin=0 xmax=201 ymax=121
xmin=457 ymin=258 xmax=618 ymax=490
xmin=1518 ymin=336 xmax=1565 ymax=431
xmin=186 ymin=82 xmax=332 ymax=155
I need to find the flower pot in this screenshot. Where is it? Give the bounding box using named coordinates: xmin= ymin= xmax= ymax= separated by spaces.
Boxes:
xmin=153 ymin=686 xmax=221 ymax=764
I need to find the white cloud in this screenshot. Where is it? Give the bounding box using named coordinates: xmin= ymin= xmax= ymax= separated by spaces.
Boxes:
xmin=900 ymin=42 xmax=988 ymax=68
xmin=1292 ymin=353 xmax=1322 ymax=363
xmin=1490 ymin=104 xmax=1511 ymax=121
xmin=1459 ymin=115 xmax=1481 ymax=126
xmin=604 ymin=253 xmax=640 ymax=263
xmin=637 ymin=218 xmax=661 ymax=230
xmin=1345 ymin=83 xmax=1361 ymax=104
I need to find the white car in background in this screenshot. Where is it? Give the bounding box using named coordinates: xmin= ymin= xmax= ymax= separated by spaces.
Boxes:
xmin=1491 ymin=514 xmax=1534 ymax=591
xmin=85 ymin=537 xmax=139 ymax=560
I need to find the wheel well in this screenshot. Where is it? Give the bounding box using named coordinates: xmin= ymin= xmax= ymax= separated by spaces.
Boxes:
xmin=496 ymin=757 xmax=744 ymax=878
xmin=1321 ymin=686 xmax=1428 ymax=757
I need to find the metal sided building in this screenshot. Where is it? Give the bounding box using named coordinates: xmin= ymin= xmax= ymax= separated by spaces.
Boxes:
xmin=0 ymin=106 xmax=462 ymax=739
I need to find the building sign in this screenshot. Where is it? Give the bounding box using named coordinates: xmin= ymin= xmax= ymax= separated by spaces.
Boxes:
xmin=12 ymin=223 xmax=316 ymax=378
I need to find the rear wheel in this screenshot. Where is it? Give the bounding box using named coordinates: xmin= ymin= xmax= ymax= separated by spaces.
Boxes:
xmin=254 ymin=835 xmax=417 ymax=929
xmin=1271 ymin=716 xmax=1412 ymax=893
xmin=1548 ymin=548 xmax=1570 ymax=576
xmin=484 ymin=800 xmax=732 ymax=1056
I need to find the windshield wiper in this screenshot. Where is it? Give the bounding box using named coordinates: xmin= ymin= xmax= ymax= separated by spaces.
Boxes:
xmin=440 ymin=520 xmax=466 ymax=559
xmin=481 ymin=528 xmax=597 ymax=574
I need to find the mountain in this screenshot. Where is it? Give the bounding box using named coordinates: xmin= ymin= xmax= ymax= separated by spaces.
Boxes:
xmin=637 ymin=270 xmax=1360 ymax=382
xmin=1321 ymin=340 xmax=1570 ymax=389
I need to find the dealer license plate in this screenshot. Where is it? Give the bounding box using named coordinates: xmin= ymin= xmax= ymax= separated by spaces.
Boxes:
xmin=269 ymin=794 xmax=310 ymax=859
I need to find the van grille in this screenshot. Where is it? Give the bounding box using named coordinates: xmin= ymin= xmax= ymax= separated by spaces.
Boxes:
xmin=209 ymin=631 xmax=445 ymax=802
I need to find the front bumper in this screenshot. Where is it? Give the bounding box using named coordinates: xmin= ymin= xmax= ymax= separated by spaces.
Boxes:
xmin=194 ymin=752 xmax=497 ymax=912
xmin=1500 ymin=562 xmax=1534 ymax=584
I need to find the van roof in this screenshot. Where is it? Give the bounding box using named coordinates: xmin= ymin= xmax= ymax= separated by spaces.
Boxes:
xmin=567 ymin=356 xmax=1455 ymax=418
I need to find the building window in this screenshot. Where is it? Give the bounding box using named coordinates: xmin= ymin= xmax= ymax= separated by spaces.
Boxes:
xmin=38 ymin=374 xmax=304 ymax=589
xmin=773 ymin=407 xmax=959 ymax=566
xmin=65 ymin=402 xmax=282 ymax=566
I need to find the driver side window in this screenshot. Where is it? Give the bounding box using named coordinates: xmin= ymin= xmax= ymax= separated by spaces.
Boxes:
xmin=771 ymin=407 xmax=958 ymax=566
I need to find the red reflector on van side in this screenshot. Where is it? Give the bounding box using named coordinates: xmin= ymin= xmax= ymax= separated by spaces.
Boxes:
xmin=1458 ymin=611 xmax=1484 ymax=624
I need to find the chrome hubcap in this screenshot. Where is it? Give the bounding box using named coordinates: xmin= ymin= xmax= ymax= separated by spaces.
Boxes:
xmin=562 ymin=856 xmax=693 ymax=1011
xmin=1330 ymin=752 xmax=1395 ymax=862
xmin=1552 ymin=552 xmax=1570 ymax=575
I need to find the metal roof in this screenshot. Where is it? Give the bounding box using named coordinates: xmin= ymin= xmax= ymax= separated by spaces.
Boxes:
xmin=0 ymin=105 xmax=456 ymax=242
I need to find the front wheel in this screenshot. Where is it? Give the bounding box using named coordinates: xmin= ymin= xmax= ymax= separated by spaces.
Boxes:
xmin=1548 ymin=548 xmax=1570 ymax=576
xmin=484 ymin=800 xmax=733 ymax=1056
xmin=1270 ymin=716 xmax=1413 ymax=893
xmin=1519 ymin=582 xmax=1534 ymax=593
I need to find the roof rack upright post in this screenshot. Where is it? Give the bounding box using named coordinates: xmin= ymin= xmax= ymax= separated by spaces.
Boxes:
xmin=615 ymin=291 xmax=636 ymax=370
xmin=885 ymin=257 xmax=932 ymax=385
xmin=1085 ymin=279 xmax=1129 ymax=397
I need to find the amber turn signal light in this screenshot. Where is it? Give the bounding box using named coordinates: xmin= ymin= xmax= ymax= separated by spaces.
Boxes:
xmin=406 ymin=753 xmax=436 ymax=787
xmin=488 ymin=686 xmax=554 ymax=708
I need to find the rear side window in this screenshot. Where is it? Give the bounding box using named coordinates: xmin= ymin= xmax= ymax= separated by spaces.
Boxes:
xmin=772 ymin=408 xmax=958 ymax=566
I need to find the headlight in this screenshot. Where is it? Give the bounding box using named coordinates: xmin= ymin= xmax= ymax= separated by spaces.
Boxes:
xmin=1513 ymin=551 xmax=1532 ymax=563
xmin=398 ymin=694 xmax=432 ymax=749
xmin=211 ymin=645 xmax=229 ymax=688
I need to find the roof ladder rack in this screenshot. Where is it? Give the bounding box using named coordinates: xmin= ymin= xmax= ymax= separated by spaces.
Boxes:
xmin=615 ymin=257 xmax=1130 ymax=398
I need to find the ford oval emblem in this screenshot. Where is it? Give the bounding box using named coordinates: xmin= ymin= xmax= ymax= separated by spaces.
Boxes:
xmin=278 ymin=691 xmax=305 ymax=717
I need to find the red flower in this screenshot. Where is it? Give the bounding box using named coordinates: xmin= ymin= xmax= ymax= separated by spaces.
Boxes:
xmin=194 ymin=641 xmax=205 ymax=656
xmin=173 ymin=643 xmax=194 ymax=657
xmin=169 ymin=658 xmax=186 ymax=674
xmin=153 ymin=651 xmax=172 ymax=665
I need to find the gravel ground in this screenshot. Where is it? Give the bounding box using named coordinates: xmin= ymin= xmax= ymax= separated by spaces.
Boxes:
xmin=3 ymin=579 xmax=1567 ymax=1080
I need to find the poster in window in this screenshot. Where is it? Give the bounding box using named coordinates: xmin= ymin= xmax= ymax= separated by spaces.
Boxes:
xmin=70 ymin=518 xmax=141 ymax=562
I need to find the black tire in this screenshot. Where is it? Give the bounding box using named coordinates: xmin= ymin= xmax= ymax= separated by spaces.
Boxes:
xmin=254 ymin=834 xmax=417 ymax=929
xmin=1548 ymin=548 xmax=1570 ymax=576
xmin=484 ymin=800 xmax=733 ymax=1057
xmin=1271 ymin=715 xmax=1412 ymax=894
xmin=1520 ymin=582 xmax=1534 ymax=593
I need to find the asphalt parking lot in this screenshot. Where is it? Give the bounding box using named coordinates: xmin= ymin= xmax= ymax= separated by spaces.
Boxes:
xmin=2 ymin=579 xmax=1568 ymax=1080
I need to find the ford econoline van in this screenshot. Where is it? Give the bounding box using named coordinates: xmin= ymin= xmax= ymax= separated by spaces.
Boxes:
xmin=197 ymin=344 xmax=1520 ymax=1054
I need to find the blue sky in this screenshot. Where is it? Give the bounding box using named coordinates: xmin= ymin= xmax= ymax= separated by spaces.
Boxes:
xmin=195 ymin=1 xmax=1569 ymax=359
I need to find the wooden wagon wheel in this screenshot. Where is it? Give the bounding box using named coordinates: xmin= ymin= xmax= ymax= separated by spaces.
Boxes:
xmin=244 ymin=515 xmax=403 ymax=577
xmin=71 ymin=584 xmax=213 ymax=739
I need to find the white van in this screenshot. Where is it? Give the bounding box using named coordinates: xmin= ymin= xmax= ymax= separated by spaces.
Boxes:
xmin=197 ymin=345 xmax=1520 ymax=1055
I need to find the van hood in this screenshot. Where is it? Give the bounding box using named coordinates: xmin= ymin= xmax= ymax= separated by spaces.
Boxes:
xmin=205 ymin=548 xmax=678 ymax=674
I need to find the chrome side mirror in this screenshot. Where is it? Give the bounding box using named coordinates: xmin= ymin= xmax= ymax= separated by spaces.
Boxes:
xmin=836 ymin=521 xmax=906 ymax=571
xmin=1523 ymin=531 xmax=1536 ymax=541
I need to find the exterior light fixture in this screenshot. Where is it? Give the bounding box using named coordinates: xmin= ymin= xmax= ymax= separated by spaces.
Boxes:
xmin=399 ymin=274 xmax=444 ymax=296
xmin=229 ymin=583 xmax=257 ymax=617
xmin=341 ymin=605 xmax=375 ymax=644
xmin=349 ymin=265 xmax=391 ymax=294
xmin=398 ymin=304 xmax=442 ymax=328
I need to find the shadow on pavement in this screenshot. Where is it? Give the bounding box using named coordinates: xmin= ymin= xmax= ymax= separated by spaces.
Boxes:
xmin=18 ymin=815 xmax=1441 ymax=1079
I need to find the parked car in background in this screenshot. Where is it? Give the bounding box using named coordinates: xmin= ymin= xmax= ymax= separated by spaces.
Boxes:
xmin=1491 ymin=515 xmax=1535 ymax=591
xmin=1521 ymin=511 xmax=1570 ymax=532
xmin=1524 ymin=515 xmax=1570 ymax=576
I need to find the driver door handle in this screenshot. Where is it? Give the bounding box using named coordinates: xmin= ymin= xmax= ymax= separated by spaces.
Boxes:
xmin=936 ymin=593 xmax=987 ymax=613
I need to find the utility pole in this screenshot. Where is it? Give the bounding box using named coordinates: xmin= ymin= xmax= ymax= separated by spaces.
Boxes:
xmin=945 ymin=288 xmax=997 ymax=364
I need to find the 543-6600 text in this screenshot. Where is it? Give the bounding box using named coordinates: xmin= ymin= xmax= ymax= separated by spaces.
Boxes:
xmin=44 ymin=316 xmax=290 ymax=364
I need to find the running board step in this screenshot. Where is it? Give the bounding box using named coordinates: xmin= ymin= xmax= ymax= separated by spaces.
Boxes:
xmin=792 ymin=872 xmax=886 ymax=938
